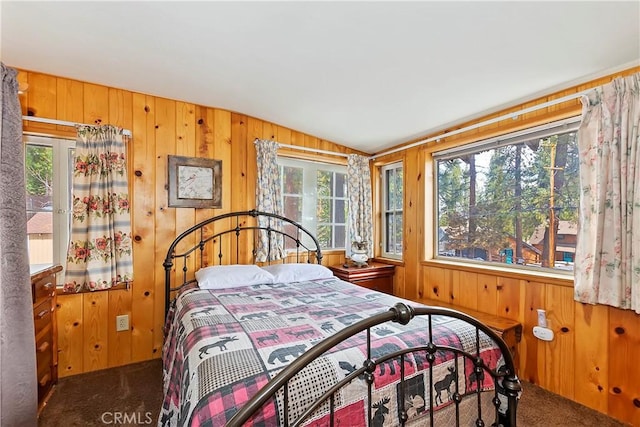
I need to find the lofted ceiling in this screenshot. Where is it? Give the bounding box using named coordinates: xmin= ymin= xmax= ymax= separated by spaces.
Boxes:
xmin=2 ymin=1 xmax=639 ymax=154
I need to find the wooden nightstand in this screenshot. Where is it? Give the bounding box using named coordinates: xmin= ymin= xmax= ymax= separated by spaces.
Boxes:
xmin=329 ymin=262 xmax=395 ymax=295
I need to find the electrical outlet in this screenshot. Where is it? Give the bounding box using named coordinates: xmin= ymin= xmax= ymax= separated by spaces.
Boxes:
xmin=116 ymin=314 xmax=129 ymax=332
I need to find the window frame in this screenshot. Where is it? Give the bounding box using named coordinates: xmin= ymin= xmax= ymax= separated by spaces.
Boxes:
xmin=277 ymin=156 xmax=349 ymax=251
xmin=381 ymin=161 xmax=403 ymax=260
xmin=431 ymin=116 xmax=581 ymax=275
xmin=25 ymin=134 xmax=75 ymax=281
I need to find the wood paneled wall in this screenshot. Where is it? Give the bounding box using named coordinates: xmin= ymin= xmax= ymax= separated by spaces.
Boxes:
xmin=375 ymin=66 xmax=640 ymax=425
xmin=16 ymin=69 xmax=354 ymax=377
xmin=413 ymin=267 xmax=639 ymax=426
xmin=17 ymin=66 xmax=640 ymax=424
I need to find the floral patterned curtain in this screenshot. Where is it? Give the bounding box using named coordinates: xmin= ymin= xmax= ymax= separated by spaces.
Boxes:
xmin=574 ymin=72 xmax=640 ymax=313
xmin=64 ymin=125 xmax=133 ymax=292
xmin=255 ymin=139 xmax=285 ymax=262
xmin=347 ymin=154 xmax=373 ymax=258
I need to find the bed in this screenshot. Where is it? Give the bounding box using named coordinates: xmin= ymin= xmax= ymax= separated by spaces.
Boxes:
xmin=160 ymin=210 xmax=521 ymax=426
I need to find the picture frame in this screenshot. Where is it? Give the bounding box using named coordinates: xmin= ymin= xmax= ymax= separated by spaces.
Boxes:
xmin=168 ymin=155 xmax=222 ymax=208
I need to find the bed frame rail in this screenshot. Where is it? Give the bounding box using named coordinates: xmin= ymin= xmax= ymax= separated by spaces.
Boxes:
xmin=163 ymin=210 xmax=323 ymax=317
xmin=227 ymin=303 xmax=521 ymax=427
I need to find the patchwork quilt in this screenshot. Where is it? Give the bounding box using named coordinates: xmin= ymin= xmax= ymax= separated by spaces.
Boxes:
xmin=160 ymin=277 xmax=506 ymax=427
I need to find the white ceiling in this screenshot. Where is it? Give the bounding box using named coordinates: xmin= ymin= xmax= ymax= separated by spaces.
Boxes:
xmin=2 ymin=1 xmax=639 ymax=154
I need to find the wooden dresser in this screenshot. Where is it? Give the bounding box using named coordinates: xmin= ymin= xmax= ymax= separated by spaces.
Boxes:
xmin=30 ymin=264 xmax=62 ymax=414
xmin=329 ymin=262 xmax=395 ymax=295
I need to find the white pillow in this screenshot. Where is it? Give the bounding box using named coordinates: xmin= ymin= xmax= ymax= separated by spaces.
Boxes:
xmin=195 ymin=264 xmax=275 ymax=289
xmin=261 ymin=263 xmax=334 ymax=283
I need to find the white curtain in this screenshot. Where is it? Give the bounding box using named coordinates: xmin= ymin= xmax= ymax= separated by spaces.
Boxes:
xmin=0 ymin=63 xmax=37 ymax=426
xmin=255 ymin=139 xmax=285 ymax=262
xmin=574 ymin=72 xmax=640 ymax=313
xmin=347 ymin=154 xmax=374 ymax=258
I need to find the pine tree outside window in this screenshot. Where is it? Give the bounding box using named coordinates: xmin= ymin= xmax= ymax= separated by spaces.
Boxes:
xmin=434 ymin=117 xmax=580 ymax=273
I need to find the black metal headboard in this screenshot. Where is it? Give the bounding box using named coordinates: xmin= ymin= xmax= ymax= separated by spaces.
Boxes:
xmin=163 ymin=209 xmax=323 ymax=316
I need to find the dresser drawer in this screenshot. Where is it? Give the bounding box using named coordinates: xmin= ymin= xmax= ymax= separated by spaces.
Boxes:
xmin=33 ymin=275 xmax=56 ymax=304
xmin=37 ymin=365 xmax=54 ymax=404
xmin=36 ymin=326 xmax=54 ymax=401
xmin=36 ymin=328 xmax=53 ymax=368
xmin=33 ymin=299 xmax=52 ymax=336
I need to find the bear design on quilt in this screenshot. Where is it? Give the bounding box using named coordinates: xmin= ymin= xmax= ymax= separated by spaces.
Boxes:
xmin=268 ymin=344 xmax=307 ymax=364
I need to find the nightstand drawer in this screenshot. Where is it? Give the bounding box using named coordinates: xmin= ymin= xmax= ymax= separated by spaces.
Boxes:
xmin=357 ymin=276 xmax=393 ymax=294
xmin=329 ymin=263 xmax=395 ymax=295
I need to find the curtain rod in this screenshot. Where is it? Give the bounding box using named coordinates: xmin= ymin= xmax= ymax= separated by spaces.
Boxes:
xmin=254 ymin=138 xmax=351 ymax=159
xmin=255 ymin=90 xmax=588 ymax=162
xmin=372 ymin=90 xmax=590 ymax=159
xmin=22 ymin=116 xmax=132 ymax=137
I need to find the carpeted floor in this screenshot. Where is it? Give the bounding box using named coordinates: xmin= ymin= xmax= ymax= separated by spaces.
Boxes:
xmin=517 ymin=381 xmax=628 ymax=426
xmin=39 ymin=360 xmax=163 ymax=427
xmin=38 ymin=359 xmax=628 ymax=426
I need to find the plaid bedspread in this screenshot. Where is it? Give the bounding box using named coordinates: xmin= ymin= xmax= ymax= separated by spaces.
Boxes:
xmin=160 ymin=277 xmax=505 ymax=426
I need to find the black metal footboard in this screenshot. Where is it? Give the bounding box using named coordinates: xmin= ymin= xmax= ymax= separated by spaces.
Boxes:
xmin=227 ymin=303 xmax=521 ymax=427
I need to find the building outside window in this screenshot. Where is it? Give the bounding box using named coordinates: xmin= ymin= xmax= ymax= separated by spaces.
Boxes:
xmin=278 ymin=157 xmax=348 ymax=250
xmin=381 ymin=162 xmax=403 ymax=259
xmin=25 ymin=135 xmax=74 ymax=275
xmin=434 ymin=117 xmax=580 ymax=273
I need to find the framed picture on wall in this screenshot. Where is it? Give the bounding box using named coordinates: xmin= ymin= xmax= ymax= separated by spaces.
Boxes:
xmin=168 ymin=155 xmax=222 ymax=208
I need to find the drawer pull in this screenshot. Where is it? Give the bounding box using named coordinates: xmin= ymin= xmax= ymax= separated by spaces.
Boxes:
xmin=43 ymin=282 xmax=53 ymax=290
xmin=37 ymin=341 xmax=50 ymax=352
xmin=38 ymin=373 xmax=50 ymax=387
xmin=36 ymin=309 xmax=48 ymax=319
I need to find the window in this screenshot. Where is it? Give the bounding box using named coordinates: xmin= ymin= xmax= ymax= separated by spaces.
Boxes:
xmin=434 ymin=117 xmax=580 ymax=273
xmin=382 ymin=162 xmax=403 ymax=259
xmin=278 ymin=157 xmax=348 ymax=250
xmin=25 ymin=135 xmax=74 ymax=276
